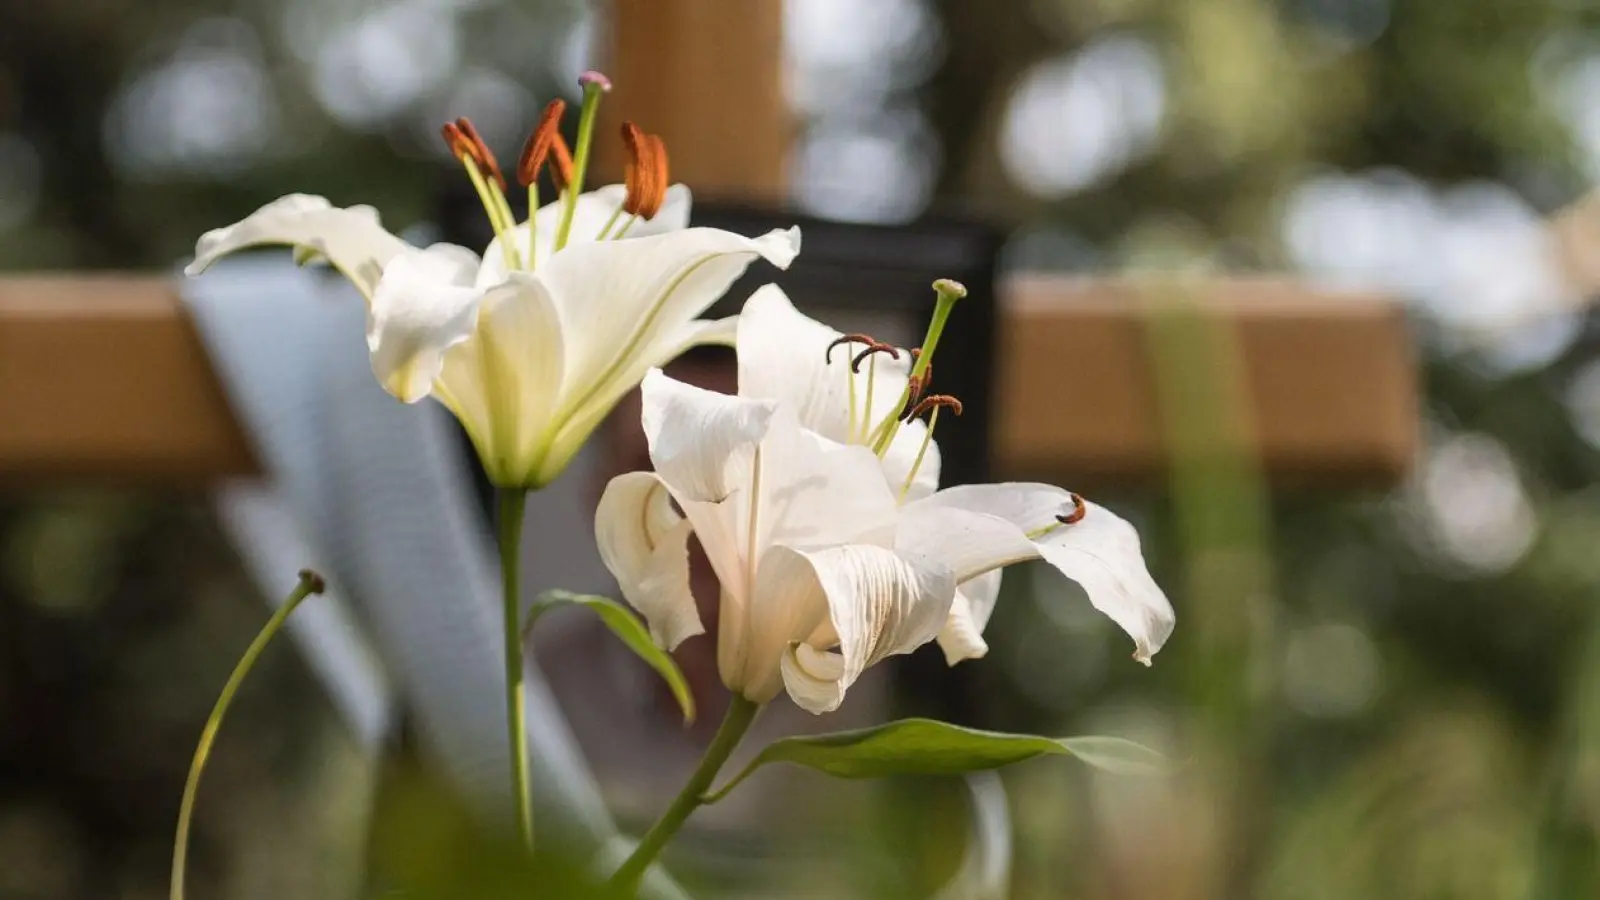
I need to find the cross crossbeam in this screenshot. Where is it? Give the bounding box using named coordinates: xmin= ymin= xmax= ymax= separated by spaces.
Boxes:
xmin=0 ymin=274 xmax=1415 ymax=485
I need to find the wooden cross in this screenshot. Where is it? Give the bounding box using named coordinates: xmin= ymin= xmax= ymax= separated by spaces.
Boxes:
xmin=0 ymin=0 xmax=1416 ymax=486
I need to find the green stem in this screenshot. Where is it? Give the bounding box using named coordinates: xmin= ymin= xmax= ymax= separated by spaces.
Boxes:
xmin=497 ymin=488 xmax=534 ymax=850
xmin=607 ymin=695 xmax=760 ymax=895
xmin=171 ymin=570 xmax=324 ymax=900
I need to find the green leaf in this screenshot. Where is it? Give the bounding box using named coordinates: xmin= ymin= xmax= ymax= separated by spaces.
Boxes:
xmin=527 ymin=591 xmax=694 ymax=724
xmin=705 ymin=718 xmax=1168 ymax=802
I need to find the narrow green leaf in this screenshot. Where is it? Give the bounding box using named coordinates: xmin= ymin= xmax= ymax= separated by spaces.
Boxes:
xmin=527 ymin=591 xmax=694 ymax=724
xmin=705 ymin=718 xmax=1167 ymax=803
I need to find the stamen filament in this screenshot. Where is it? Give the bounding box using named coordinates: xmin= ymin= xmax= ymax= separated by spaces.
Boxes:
xmin=491 ymin=189 xmax=521 ymax=266
xmin=453 ymin=118 xmax=523 ymax=270
xmin=525 ymin=183 xmax=540 ymax=269
xmin=1024 ymin=522 xmax=1063 ymax=541
xmin=556 ymin=72 xmax=610 ymax=251
xmin=458 ymin=156 xmax=519 ymax=271
xmin=899 ymin=407 xmax=941 ymax=502
xmin=596 ymin=203 xmax=627 ymax=240
xmin=863 ymin=354 xmax=878 ymax=451
xmin=846 ymin=355 xmax=860 ymax=442
xmin=614 ymin=213 xmax=641 ymax=239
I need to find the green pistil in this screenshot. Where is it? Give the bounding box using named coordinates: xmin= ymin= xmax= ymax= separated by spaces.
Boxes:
xmin=555 ymin=74 xmax=609 ymax=250
xmin=870 ymin=279 xmax=967 ymax=455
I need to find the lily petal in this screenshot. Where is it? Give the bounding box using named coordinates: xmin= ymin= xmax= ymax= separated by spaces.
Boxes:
xmin=714 ymin=408 xmax=903 ymax=701
xmin=737 ymin=285 xmax=914 ymax=439
xmin=367 ymin=246 xmax=488 ymax=403
xmin=668 ymin=314 xmax=739 ymax=352
xmin=187 ymin=194 xmax=413 ymax=301
xmin=640 ymin=369 xmax=776 ymax=504
xmin=937 ymin=569 xmax=1004 ymax=665
xmin=907 ymin=484 xmax=1175 ymax=664
xmin=435 ymin=273 xmax=566 ymax=483
xmin=418 ymin=241 xmax=483 ymax=284
xmin=737 ymin=285 xmax=859 ymax=434
xmin=548 ymin=226 xmax=800 ymax=400
xmin=753 ymin=405 xmax=901 ymax=551
xmin=474 ymin=183 xmax=694 ymax=288
xmin=594 ymin=471 xmax=703 ymax=649
xmin=532 ymin=227 xmax=801 ymax=482
xmin=776 ymin=545 xmax=956 ymax=714
xmin=731 ymin=544 xmax=833 ymax=703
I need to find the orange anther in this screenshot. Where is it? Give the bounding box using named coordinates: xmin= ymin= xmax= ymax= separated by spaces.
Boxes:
xmin=517 ymin=99 xmax=567 ymax=187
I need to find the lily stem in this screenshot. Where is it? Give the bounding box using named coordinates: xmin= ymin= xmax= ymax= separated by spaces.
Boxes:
xmin=171 ymin=569 xmax=324 ymax=900
xmin=606 ymin=695 xmax=760 ymax=895
xmin=497 ymin=487 xmax=534 ymax=851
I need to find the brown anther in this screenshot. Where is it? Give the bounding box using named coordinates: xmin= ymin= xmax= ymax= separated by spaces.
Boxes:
xmin=517 ymin=99 xmax=566 ymax=187
xmin=454 ymin=117 xmax=507 ymax=190
xmin=441 ymin=121 xmax=473 ymax=160
xmin=621 ymin=122 xmax=670 ymax=219
xmin=901 ymin=377 xmax=929 ymax=420
xmin=1056 ymin=493 xmax=1088 ymax=525
xmin=851 ymin=342 xmax=901 ymax=373
xmin=826 ymin=333 xmax=885 ymax=364
xmin=902 ymin=347 xmax=934 ymax=413
xmin=906 ymin=394 xmax=963 ymax=420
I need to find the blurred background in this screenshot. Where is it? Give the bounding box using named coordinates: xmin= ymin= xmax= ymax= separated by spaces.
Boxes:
xmin=5 ymin=0 xmax=1600 ymax=898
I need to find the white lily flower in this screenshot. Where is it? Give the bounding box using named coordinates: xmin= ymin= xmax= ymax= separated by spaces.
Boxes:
xmin=596 ymin=370 xmax=958 ymax=713
xmin=622 ymin=285 xmax=1174 ymax=674
xmin=596 ymin=359 xmax=1174 ymax=714
xmin=363 ymin=221 xmax=798 ymax=487
xmin=185 ymin=87 xmax=794 ymax=488
xmin=187 ymin=182 xmax=795 ymax=488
